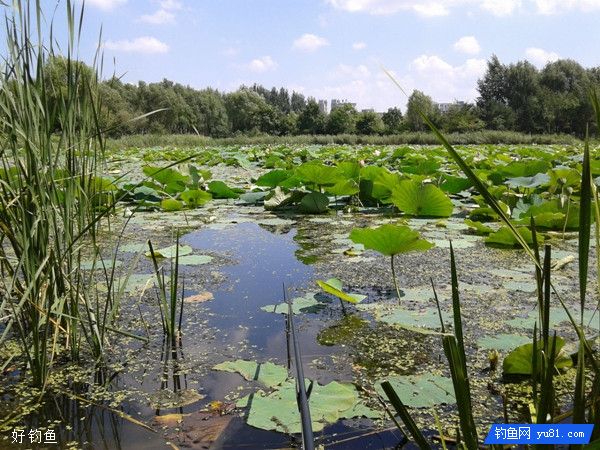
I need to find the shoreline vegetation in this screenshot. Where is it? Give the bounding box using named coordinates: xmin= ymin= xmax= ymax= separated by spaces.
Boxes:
xmin=107 ymin=130 xmax=587 ymax=150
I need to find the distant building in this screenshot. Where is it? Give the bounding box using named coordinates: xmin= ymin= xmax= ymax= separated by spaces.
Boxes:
xmin=361 ymin=108 xmax=375 ymax=113
xmin=318 ymin=99 xmax=328 ymax=114
xmin=435 ymin=101 xmax=466 ymax=114
xmin=331 ymin=99 xmax=357 ymax=111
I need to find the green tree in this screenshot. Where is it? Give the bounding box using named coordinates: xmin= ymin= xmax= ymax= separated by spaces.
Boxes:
xmin=505 ymin=61 xmax=543 ymax=133
xmin=224 ymin=88 xmax=272 ymax=133
xmin=440 ymin=103 xmax=484 ymax=133
xmin=297 ymin=99 xmax=325 ymax=134
xmin=356 ymin=111 xmax=384 ymax=135
xmin=405 ymin=90 xmax=437 ymax=131
xmin=381 ymin=107 xmax=404 ymax=133
xmin=476 ymin=55 xmax=515 ymax=130
xmin=326 ymin=104 xmax=357 ymax=134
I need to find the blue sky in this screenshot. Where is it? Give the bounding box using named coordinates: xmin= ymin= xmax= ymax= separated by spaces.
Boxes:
xmin=47 ymin=0 xmax=600 ymax=111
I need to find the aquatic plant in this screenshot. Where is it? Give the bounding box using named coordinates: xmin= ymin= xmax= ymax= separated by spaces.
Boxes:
xmin=349 ymin=224 xmax=433 ymax=301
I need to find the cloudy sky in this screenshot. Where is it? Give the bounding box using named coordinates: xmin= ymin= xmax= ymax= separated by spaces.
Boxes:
xmin=49 ymin=0 xmax=600 ymax=111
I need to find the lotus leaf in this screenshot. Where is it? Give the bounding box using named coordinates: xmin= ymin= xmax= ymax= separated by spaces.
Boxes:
xmin=208 ymin=181 xmax=240 ymax=199
xmin=180 ymin=189 xmax=212 ymax=208
xmin=316 ymin=278 xmax=366 ymax=304
xmin=375 ymin=374 xmax=455 ymax=408
xmin=390 ymin=180 xmax=453 ymax=217
xmin=161 ymin=198 xmax=184 ymax=211
xmin=349 ymin=224 xmax=434 ymax=257
xmin=143 ymin=165 xmax=190 ymax=186
xmin=298 ymin=192 xmax=329 ymax=214
xmin=295 ymin=162 xmax=342 ymax=186
xmin=485 ymin=226 xmax=533 ymax=247
xmin=503 ymin=336 xmax=573 ymax=376
xmin=261 ymin=293 xmax=325 ymax=315
xmin=255 ymin=169 xmax=292 ymax=188
xmin=145 ymin=244 xmax=193 ymax=259
xmin=213 ymin=360 xmax=288 ymax=388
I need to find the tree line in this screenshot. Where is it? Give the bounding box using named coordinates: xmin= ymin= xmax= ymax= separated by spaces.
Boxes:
xmin=45 ymin=55 xmax=600 ymax=137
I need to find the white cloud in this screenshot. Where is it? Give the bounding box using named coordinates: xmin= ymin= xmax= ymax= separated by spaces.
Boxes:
xmin=85 ymin=0 xmax=126 ymax=10
xmin=525 ymin=47 xmax=560 ymax=67
xmin=104 ymin=36 xmax=169 ymax=54
xmin=159 ymin=0 xmax=183 ymax=9
xmin=139 ymin=9 xmax=175 ymax=24
xmin=247 ymin=56 xmax=278 ymax=73
xmin=480 ymin=0 xmax=521 ymax=16
xmin=352 ymin=41 xmax=367 ymax=50
xmin=453 ymin=36 xmax=480 ymax=55
xmin=533 ymin=0 xmax=600 ymax=14
xmin=331 ymin=64 xmax=372 ymax=79
xmin=326 ymin=0 xmax=594 ymax=16
xmin=293 ymin=34 xmax=330 ymax=52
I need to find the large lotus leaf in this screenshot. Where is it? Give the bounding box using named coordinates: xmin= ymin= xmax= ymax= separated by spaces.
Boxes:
xmin=96 ymin=274 xmax=153 ymax=294
xmin=213 ymin=360 xmax=288 ymax=388
xmin=187 ymin=165 xmax=211 ymax=185
xmin=517 ymin=200 xmax=581 ymax=230
xmin=477 ymin=334 xmax=531 ymax=351
xmin=464 ymin=219 xmax=494 ymax=235
xmin=316 ymin=278 xmax=366 ymax=304
xmin=145 ymin=244 xmax=193 ymax=259
xmin=255 ymin=169 xmax=293 ymax=188
xmin=505 ymin=173 xmax=550 ymax=189
xmin=241 ymin=380 xmax=365 ymax=433
xmin=350 ymin=224 xmax=434 ymax=257
xmin=261 ymin=293 xmax=326 ymax=315
xmin=298 ymin=192 xmax=329 ymax=214
xmin=133 ymin=185 xmax=162 ymax=202
xmin=507 ymin=307 xmax=597 ymax=330
xmin=401 ymin=158 xmax=441 ymax=175
xmin=440 ymin=174 xmax=472 ymax=194
xmin=485 ymin=226 xmax=533 ymax=247
xmin=208 ymin=181 xmax=240 ymax=199
xmin=503 ymin=336 xmax=573 ymax=376
xmin=390 ymin=180 xmax=453 ymax=217
xmin=180 ymin=189 xmax=212 ymax=208
xmin=375 ymin=374 xmax=455 ymax=408
xmin=547 ymin=166 xmax=581 ymax=189
xmin=498 ymin=160 xmax=552 ymax=179
xmin=161 ymin=198 xmax=184 ymax=212
xmin=361 ymin=304 xmax=444 ymax=332
xmin=336 ymin=161 xmax=360 ymax=180
xmin=264 ymin=187 xmax=304 ymax=210
xmin=325 ymin=179 xmax=359 ymax=196
xmin=295 ymin=162 xmax=342 ymax=186
xmin=178 ymin=254 xmax=213 ymax=265
xmin=143 ymin=165 xmax=190 ymax=186
xmin=359 ymin=166 xmax=402 ymax=203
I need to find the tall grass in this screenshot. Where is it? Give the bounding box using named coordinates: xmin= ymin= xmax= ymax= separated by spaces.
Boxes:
xmin=0 ymin=0 xmax=116 ymax=388
xmin=106 ymin=130 xmax=583 ymax=150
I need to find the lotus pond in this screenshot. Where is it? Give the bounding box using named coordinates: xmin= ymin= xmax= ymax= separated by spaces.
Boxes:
xmin=2 ymin=143 xmax=600 ymax=449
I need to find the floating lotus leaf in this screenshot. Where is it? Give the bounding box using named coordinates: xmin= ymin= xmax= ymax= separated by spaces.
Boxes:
xmin=261 ymin=293 xmax=325 ymax=315
xmin=336 ymin=161 xmax=360 ymax=180
xmin=464 ymin=219 xmax=494 ymax=235
xmin=239 ymin=379 xmax=372 ymax=434
xmin=255 ymin=169 xmax=293 ymax=188
xmin=375 ymin=374 xmax=455 ymax=408
xmin=143 ymin=165 xmax=190 ymax=186
xmin=145 ymin=244 xmax=193 ymax=259
xmin=208 ymin=180 xmax=240 ymax=199
xmin=505 ymin=173 xmax=550 ymax=189
xmin=390 ymin=180 xmax=453 ymax=217
xmin=161 ymin=198 xmax=184 ymax=211
xmin=477 ymin=334 xmax=531 ymax=351
xmin=349 ymin=224 xmax=434 ymax=257
xmin=507 ymin=307 xmax=597 ymax=329
xmin=316 ymin=278 xmax=366 ymax=304
xmin=264 ymin=187 xmax=303 ymax=210
xmin=295 ymin=162 xmax=342 ymax=186
xmin=499 ymin=160 xmax=552 ymax=179
xmin=298 ymin=192 xmax=329 ymax=214
xmin=178 ymin=254 xmax=213 ymax=265
xmin=213 ymin=360 xmax=288 ymax=388
xmin=440 ymin=174 xmax=472 ymax=194
xmin=485 ymin=226 xmax=533 ymax=247
xmin=503 ymin=336 xmax=572 ymax=376
xmin=180 ymin=189 xmax=212 ymax=208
